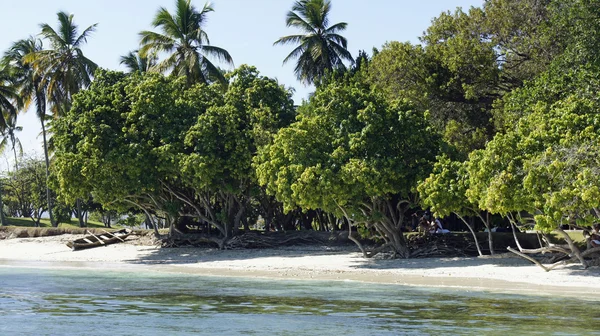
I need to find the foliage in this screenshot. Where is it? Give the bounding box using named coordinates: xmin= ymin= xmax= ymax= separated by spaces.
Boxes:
xmin=3 ymin=156 xmax=51 ymax=226
xmin=419 ymin=156 xmax=472 ymax=218
xmin=120 ymin=50 xmax=157 ymax=73
xmin=139 ymin=0 xmax=233 ymax=86
xmin=274 ymin=0 xmax=353 ymax=85
xmin=255 ymin=72 xmax=440 ymax=257
xmin=53 ymin=66 xmax=295 ymax=239
xmin=466 ymin=65 xmax=600 ymax=231
xmin=368 ymin=0 xmax=570 ymax=157
xmin=25 ymin=11 xmax=97 ymax=116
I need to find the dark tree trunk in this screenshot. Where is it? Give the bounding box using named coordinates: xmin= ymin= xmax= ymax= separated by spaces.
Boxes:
xmin=0 ymin=183 xmax=6 ymax=226
xmin=40 ymin=118 xmax=55 ymax=227
xmin=77 ymin=199 xmax=85 ymax=228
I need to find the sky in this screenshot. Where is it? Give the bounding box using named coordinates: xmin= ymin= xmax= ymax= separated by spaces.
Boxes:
xmin=0 ymin=0 xmax=483 ymax=168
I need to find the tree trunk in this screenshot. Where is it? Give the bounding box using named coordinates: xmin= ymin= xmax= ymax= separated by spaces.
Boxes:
xmin=486 ymin=212 xmax=494 ymax=255
xmin=0 ymin=182 xmax=6 ymax=226
xmin=12 ymin=144 xmax=18 ymax=172
xmin=40 ymin=118 xmax=55 ymax=227
xmin=77 ymin=199 xmax=85 ymax=227
xmin=456 ymin=213 xmax=483 ymax=256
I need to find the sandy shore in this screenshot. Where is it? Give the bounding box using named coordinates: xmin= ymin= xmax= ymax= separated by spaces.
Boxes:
xmin=1 ymin=234 xmax=599 ymax=299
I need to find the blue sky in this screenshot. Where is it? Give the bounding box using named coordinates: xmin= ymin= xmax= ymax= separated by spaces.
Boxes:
xmin=0 ymin=0 xmax=482 ymax=166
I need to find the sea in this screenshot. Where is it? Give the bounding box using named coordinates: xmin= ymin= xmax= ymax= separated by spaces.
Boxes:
xmin=0 ymin=266 xmax=598 ymax=335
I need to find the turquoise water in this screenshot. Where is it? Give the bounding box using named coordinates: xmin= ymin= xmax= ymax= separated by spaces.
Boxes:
xmin=1 ymin=267 xmax=599 ymax=335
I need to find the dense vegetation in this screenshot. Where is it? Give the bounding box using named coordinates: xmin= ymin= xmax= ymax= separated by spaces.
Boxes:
xmin=1 ymin=0 xmax=600 ymax=264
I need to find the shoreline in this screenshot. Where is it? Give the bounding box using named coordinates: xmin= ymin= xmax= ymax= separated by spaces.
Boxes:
xmin=1 ymin=234 xmax=599 ymax=300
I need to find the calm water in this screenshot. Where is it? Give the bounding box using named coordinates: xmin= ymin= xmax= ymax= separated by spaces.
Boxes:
xmin=0 ymin=266 xmax=598 ymax=336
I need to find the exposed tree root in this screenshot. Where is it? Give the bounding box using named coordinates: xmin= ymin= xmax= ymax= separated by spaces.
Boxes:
xmin=161 ymin=231 xmax=343 ymax=249
xmin=506 ymin=224 xmax=599 ymax=271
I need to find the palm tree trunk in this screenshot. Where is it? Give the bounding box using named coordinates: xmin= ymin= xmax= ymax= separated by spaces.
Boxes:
xmin=12 ymin=145 xmax=19 ymax=171
xmin=40 ymin=117 xmax=55 ymax=227
xmin=0 ymin=182 xmax=6 ymax=226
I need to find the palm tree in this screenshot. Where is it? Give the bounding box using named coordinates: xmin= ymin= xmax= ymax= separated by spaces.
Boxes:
xmin=139 ymin=0 xmax=233 ymax=86
xmin=0 ymin=66 xmax=18 ymax=226
xmin=0 ymin=112 xmax=23 ymax=171
xmin=120 ymin=50 xmax=157 ymax=73
xmin=26 ymin=13 xmax=97 ymax=228
xmin=26 ymin=11 xmax=98 ymax=116
xmin=3 ymin=37 xmax=55 ymax=226
xmin=0 ymin=65 xmax=18 ymax=128
xmin=274 ymin=0 xmax=354 ymax=85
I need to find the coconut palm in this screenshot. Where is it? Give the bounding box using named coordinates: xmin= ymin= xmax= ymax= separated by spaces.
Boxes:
xmin=274 ymin=0 xmax=354 ymax=85
xmin=24 ymin=13 xmax=97 ymax=227
xmin=3 ymin=36 xmax=55 ymax=226
xmin=0 ymin=66 xmax=19 ymax=226
xmin=139 ymin=0 xmax=233 ymax=85
xmin=0 ymin=65 xmax=18 ymax=128
xmin=0 ymin=112 xmax=23 ymax=171
xmin=120 ymin=50 xmax=157 ymax=73
xmin=26 ymin=11 xmax=98 ymax=116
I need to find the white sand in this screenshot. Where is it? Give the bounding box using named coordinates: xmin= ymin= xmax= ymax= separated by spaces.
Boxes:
xmin=1 ymin=234 xmax=599 ymax=298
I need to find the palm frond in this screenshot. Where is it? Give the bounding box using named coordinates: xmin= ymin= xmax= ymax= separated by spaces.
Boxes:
xmin=274 ymin=34 xmax=306 ymax=46
xmin=285 ymin=11 xmax=316 ymax=34
xmin=325 ymin=22 xmax=347 ymax=34
xmin=275 ymin=0 xmax=351 ymax=85
xmin=201 ymin=55 xmax=227 ymax=85
xmin=200 ymin=45 xmax=233 ymax=65
xmin=282 ymin=44 xmax=307 ymax=65
xmin=73 ymin=23 xmax=99 ymax=48
xmin=39 ymin=24 xmax=67 ymax=50
xmin=139 ymin=31 xmax=176 ymax=53
xmin=140 ymin=0 xmax=230 ymax=85
xmin=154 ymin=7 xmax=185 ymax=40
xmin=56 ymin=11 xmax=76 ymax=46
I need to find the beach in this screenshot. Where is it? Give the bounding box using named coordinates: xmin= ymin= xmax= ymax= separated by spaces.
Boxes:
xmin=0 ymin=234 xmax=599 ymax=299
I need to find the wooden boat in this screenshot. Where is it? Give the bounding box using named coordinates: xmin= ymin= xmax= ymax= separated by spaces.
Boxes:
xmin=66 ymin=229 xmax=131 ymax=251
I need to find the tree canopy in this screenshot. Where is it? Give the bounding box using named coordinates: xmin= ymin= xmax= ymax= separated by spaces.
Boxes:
xmin=255 ymin=70 xmax=440 ymax=257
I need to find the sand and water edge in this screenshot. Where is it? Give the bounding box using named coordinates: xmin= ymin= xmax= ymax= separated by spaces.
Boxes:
xmin=1 ymin=234 xmax=598 ymax=300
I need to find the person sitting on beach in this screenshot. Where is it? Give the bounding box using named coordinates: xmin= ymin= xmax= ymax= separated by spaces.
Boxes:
xmin=433 ymin=217 xmax=450 ymax=234
xmin=418 ymin=216 xmax=431 ymax=234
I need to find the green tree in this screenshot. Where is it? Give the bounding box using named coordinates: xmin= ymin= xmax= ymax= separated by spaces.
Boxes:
xmin=3 ymin=37 xmax=56 ymax=226
xmin=274 ymin=0 xmax=353 ymax=85
xmin=4 ymin=156 xmax=49 ymax=226
xmin=0 ymin=65 xmax=18 ymax=226
xmin=26 ymin=12 xmax=98 ymax=116
xmin=466 ymin=64 xmax=600 ymax=230
xmin=0 ymin=65 xmax=18 ymax=125
xmin=256 ymin=73 xmax=439 ymax=258
xmin=178 ymin=65 xmax=295 ymax=238
xmin=368 ymin=1 xmax=569 ymax=157
xmin=11 ymin=13 xmax=97 ymax=227
xmin=418 ymin=156 xmax=493 ymax=256
xmin=120 ymin=50 xmax=157 ymax=73
xmin=33 ymin=12 xmax=97 ymax=228
xmin=139 ymin=0 xmax=233 ymax=86
xmin=53 ymin=66 xmax=294 ymax=243
xmin=0 ymin=112 xmax=23 ymax=171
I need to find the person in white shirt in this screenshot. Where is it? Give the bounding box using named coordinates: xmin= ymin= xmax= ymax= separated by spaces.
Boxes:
xmin=433 ymin=217 xmax=450 ymax=234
